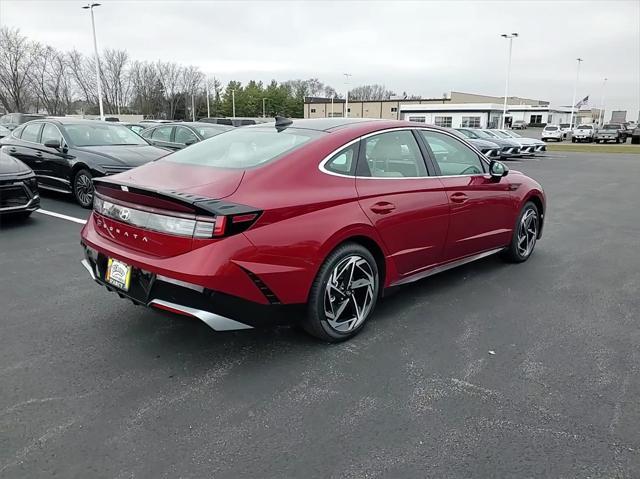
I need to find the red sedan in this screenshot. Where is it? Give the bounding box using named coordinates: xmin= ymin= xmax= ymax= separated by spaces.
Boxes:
xmin=80 ymin=118 xmax=545 ymax=341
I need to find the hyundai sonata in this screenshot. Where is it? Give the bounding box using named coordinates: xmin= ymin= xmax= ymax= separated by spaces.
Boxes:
xmin=80 ymin=118 xmax=546 ymax=341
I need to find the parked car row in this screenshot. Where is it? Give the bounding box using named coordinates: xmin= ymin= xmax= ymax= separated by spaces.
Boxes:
xmin=455 ymin=128 xmax=546 ymax=159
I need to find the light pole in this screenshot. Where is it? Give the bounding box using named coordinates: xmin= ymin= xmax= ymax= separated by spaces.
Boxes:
xmin=500 ymin=33 xmax=518 ymax=129
xmin=231 ymin=89 xmax=236 ymax=118
xmin=343 ymin=73 xmax=352 ymax=118
xmin=598 ymin=77 xmax=607 ymax=126
xmin=569 ymin=57 xmax=584 ymax=129
xmin=262 ymin=98 xmax=267 ymax=117
xmin=331 ymin=96 xmax=334 ymax=118
xmin=206 ymin=80 xmax=211 ymax=118
xmin=82 ymin=3 xmax=104 ymax=121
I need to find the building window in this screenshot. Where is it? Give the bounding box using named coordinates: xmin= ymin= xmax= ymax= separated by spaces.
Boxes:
xmin=461 ymin=116 xmax=481 ymax=128
xmin=408 ymin=116 xmax=426 ymax=123
xmin=328 ymin=112 xmax=342 ymax=118
xmin=310 ymin=108 xmax=316 ymax=113
xmin=434 ymin=116 xmax=452 ymax=128
xmin=547 ymin=115 xmax=553 ymax=123
xmin=347 ymin=108 xmax=351 ymax=112
xmin=391 ymin=107 xmax=398 ymax=112
xmin=530 ymin=114 xmax=542 ymax=124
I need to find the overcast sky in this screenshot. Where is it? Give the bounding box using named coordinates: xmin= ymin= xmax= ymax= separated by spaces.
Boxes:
xmin=2 ymin=0 xmax=639 ymax=117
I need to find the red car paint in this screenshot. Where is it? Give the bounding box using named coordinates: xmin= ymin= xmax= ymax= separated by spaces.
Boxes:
xmin=81 ymin=119 xmax=545 ymax=314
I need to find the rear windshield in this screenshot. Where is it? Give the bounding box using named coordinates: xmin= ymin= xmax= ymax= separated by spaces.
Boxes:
xmin=603 ymin=124 xmax=620 ymax=130
xmin=560 ymin=124 xmax=570 ymax=128
xmin=164 ymin=127 xmax=323 ymax=169
xmin=65 ymin=123 xmax=148 ymax=146
xmin=545 ymin=126 xmax=558 ymax=131
xmin=197 ymin=125 xmax=231 ymax=139
xmin=577 ymin=125 xmax=592 ymax=129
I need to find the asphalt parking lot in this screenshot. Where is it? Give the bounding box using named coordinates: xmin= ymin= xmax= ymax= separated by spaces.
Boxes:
xmin=2 ymin=151 xmax=640 ymax=478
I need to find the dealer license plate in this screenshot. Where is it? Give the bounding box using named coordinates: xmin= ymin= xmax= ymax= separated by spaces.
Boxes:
xmin=106 ymin=258 xmax=132 ymax=291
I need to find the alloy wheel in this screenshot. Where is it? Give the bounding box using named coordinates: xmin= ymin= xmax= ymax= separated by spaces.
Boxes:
xmin=323 ymin=255 xmax=376 ymax=333
xmin=517 ymin=209 xmax=538 ymax=258
xmin=75 ymin=172 xmax=94 ymax=207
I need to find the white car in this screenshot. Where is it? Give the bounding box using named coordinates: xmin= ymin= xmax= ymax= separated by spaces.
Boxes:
xmin=572 ymin=124 xmax=595 ymax=143
xmin=542 ymin=125 xmax=564 ymax=142
xmin=490 ymin=129 xmax=546 ymax=155
xmin=558 ymin=123 xmax=572 ymax=139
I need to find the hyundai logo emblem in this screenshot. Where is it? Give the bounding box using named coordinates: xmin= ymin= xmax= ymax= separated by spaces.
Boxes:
xmin=119 ymin=208 xmax=131 ymax=221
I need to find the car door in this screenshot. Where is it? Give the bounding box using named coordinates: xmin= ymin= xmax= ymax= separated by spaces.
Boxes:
xmin=39 ymin=122 xmax=73 ymax=191
xmin=418 ymin=129 xmax=514 ymax=262
xmin=355 ymin=129 xmax=449 ymax=277
xmin=10 ymin=122 xmax=44 ymax=176
xmin=173 ymin=126 xmax=199 ymax=149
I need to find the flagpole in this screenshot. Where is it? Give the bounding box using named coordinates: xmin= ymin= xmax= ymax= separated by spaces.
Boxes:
xmin=569 ymin=58 xmax=583 ymax=130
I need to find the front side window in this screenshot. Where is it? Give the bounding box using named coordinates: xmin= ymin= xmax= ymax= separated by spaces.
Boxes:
xmin=41 ymin=123 xmax=62 ymax=145
xmin=165 ymin=127 xmax=322 ymax=169
xmin=461 ymin=116 xmax=481 ymax=128
xmin=175 ymin=127 xmax=198 ymax=144
xmin=361 ymin=130 xmax=427 ymax=178
xmin=21 ymin=123 xmax=42 ymax=142
xmin=420 ymin=130 xmax=485 ymax=176
xmin=324 ymin=143 xmax=358 ymax=176
xmin=64 ymin=123 xmax=148 ymax=147
xmin=434 ymin=116 xmax=452 ymax=128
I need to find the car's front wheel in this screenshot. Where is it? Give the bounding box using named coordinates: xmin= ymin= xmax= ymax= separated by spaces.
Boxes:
xmin=73 ymin=168 xmax=94 ymax=208
xmin=303 ymin=243 xmax=379 ymax=342
xmin=502 ymin=202 xmax=540 ymax=263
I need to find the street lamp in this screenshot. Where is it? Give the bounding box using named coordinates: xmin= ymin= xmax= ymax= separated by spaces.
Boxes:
xmin=343 ymin=73 xmax=352 ymax=118
xmin=82 ymin=3 xmax=104 ymax=121
xmin=569 ymin=57 xmax=584 ymax=129
xmin=500 ymin=33 xmax=518 ymax=129
xmin=231 ymin=89 xmax=236 ymax=118
xmin=262 ymin=97 xmax=267 ymax=118
xmin=598 ymin=77 xmax=607 ymax=127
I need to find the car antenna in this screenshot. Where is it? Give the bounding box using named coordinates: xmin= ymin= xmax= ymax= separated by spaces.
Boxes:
xmin=275 ymin=116 xmax=292 ymax=130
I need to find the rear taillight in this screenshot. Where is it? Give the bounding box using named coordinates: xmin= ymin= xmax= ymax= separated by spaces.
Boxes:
xmin=93 ymin=194 xmax=260 ymax=239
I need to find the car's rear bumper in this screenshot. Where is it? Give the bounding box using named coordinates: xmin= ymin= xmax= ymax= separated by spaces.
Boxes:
xmin=80 ymin=245 xmax=299 ymax=330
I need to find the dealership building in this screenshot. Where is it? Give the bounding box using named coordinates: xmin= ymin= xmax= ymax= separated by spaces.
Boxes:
xmin=304 ymin=91 xmax=602 ymax=126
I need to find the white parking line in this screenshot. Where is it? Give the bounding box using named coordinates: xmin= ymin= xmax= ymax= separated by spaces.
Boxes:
xmin=35 ymin=209 xmax=87 ymax=225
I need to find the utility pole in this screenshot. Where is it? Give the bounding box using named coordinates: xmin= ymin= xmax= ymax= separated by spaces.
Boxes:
xmin=231 ymin=89 xmax=236 ymax=118
xmin=598 ymin=77 xmax=607 ymax=127
xmin=500 ymin=32 xmax=518 ymax=129
xmin=262 ymin=98 xmax=267 ymax=117
xmin=343 ymin=73 xmax=352 ymax=118
xmin=569 ymin=57 xmax=584 ymax=129
xmin=82 ymin=3 xmax=104 ymax=120
xmin=206 ymin=81 xmax=211 ymax=118
xmin=191 ymin=93 xmax=195 ymax=121
xmin=331 ymin=96 xmax=334 ymax=117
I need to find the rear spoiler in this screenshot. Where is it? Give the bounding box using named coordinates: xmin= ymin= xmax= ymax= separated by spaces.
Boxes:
xmin=93 ymin=176 xmax=257 ymax=217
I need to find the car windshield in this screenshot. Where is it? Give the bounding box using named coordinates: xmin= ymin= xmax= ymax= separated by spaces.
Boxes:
xmin=545 ymin=126 xmax=558 ymax=131
xmin=164 ymin=127 xmax=323 ymax=169
xmin=476 ymin=130 xmax=498 ymax=139
xmin=504 ymin=130 xmax=521 ymax=138
xmin=454 ymin=129 xmax=475 ymax=139
xmin=603 ymin=124 xmax=619 ymax=130
xmin=493 ymin=130 xmax=512 ymax=138
xmin=196 ymin=125 xmax=231 ymax=139
xmin=65 ymin=123 xmax=148 ymax=147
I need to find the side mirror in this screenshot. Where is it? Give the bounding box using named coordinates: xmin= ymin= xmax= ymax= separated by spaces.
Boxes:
xmin=44 ymin=139 xmax=61 ymax=149
xmin=489 ymin=160 xmax=509 ymax=179
xmin=184 ymin=138 xmax=197 ymax=146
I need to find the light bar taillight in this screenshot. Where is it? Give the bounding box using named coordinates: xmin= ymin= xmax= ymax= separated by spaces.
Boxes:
xmin=93 ymin=195 xmax=260 ymax=239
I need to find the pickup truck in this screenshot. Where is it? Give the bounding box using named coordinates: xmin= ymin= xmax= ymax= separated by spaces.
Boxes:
xmin=572 ymin=124 xmax=595 ymax=143
xmin=595 ymin=124 xmax=624 ymax=143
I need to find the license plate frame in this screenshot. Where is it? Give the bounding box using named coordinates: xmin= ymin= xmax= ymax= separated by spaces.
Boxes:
xmin=105 ymin=258 xmax=132 ymax=291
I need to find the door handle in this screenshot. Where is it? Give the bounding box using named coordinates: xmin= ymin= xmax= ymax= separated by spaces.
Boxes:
xmin=450 ymin=192 xmax=468 ymax=203
xmin=370 ymin=201 xmax=396 ymax=214
xmin=9 ymin=147 xmax=17 ymax=153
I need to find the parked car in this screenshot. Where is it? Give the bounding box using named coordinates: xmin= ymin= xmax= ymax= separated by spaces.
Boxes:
xmin=609 ymin=123 xmax=631 ymax=142
xmin=199 ymin=117 xmax=273 ymax=127
xmin=572 ymin=124 xmax=595 ymax=143
xmin=141 ymin=122 xmax=232 ymax=151
xmin=0 ymin=148 xmax=39 ymax=218
xmin=456 ymin=128 xmax=522 ymax=158
xmin=489 ymin=129 xmax=543 ymax=155
xmin=139 ymin=119 xmax=173 ymax=125
xmin=541 ymin=125 xmax=564 ymax=142
xmin=558 ymin=124 xmax=572 ymax=139
xmin=0 ymin=125 xmax=11 ymax=139
xmin=0 ymin=118 xmax=170 ymax=208
xmin=80 ymin=118 xmax=546 ymax=342
xmin=512 ymin=120 xmax=527 ymax=130
xmin=449 ymin=130 xmax=501 ymax=159
xmin=631 ymin=126 xmax=640 ymax=145
xmin=595 ymin=124 xmax=624 ymax=143
xmin=0 ymin=113 xmax=46 ymax=131
xmin=122 ymin=123 xmax=148 ymax=135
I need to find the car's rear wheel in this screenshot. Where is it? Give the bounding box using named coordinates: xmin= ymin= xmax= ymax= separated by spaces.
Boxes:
xmin=73 ymin=168 xmax=94 ymax=208
xmin=502 ymin=202 xmax=539 ymax=263
xmin=303 ymin=243 xmax=379 ymax=342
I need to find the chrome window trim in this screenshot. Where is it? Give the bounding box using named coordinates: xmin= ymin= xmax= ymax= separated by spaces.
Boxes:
xmin=317 ymin=126 xmax=491 ymax=180
xmin=8 ymin=121 xmax=68 ymax=149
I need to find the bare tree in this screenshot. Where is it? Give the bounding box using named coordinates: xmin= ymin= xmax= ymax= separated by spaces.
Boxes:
xmin=181 ymin=65 xmax=203 ymax=119
xmin=101 ymin=48 xmax=130 ymax=114
xmin=348 ymin=84 xmax=396 ymax=101
xmin=0 ymin=27 xmax=40 ymax=112
xmin=67 ymin=49 xmax=97 ymax=107
xmin=30 ymin=45 xmax=73 ymax=115
xmin=156 ymin=61 xmax=182 ymax=119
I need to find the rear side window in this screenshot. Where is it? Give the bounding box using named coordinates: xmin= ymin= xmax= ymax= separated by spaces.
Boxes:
xmin=174 ymin=127 xmax=198 ymax=144
xmin=151 ymin=126 xmax=173 ymax=141
xmin=420 ymin=130 xmax=485 ymax=176
xmin=361 ymin=130 xmax=427 ymax=178
xmin=164 ymin=127 xmax=323 ymax=169
xmin=324 ymin=143 xmax=359 ymax=176
xmin=21 ymin=123 xmax=42 ymax=142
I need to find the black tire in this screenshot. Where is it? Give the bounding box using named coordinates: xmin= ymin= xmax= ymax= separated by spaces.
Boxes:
xmin=571 ymin=138 xmax=576 ymax=143
xmin=502 ymin=201 xmax=540 ymax=263
xmin=73 ymin=168 xmax=94 ymax=208
xmin=303 ymin=242 xmax=379 ymax=342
